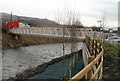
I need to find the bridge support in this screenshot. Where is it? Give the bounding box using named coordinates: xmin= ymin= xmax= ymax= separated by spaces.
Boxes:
xmin=9 ymin=33 xmax=20 ymax=40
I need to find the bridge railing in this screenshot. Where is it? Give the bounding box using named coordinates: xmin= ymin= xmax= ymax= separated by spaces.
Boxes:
xmin=70 ymin=35 xmax=104 ymax=81
xmin=9 ymin=27 xmax=85 ymax=38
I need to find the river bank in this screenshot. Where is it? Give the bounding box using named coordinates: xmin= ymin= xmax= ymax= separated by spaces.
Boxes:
xmin=2 ymin=32 xmax=80 ymax=49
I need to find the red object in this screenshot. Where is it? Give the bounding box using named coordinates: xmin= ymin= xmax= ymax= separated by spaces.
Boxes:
xmin=6 ymin=21 xmax=21 ymax=28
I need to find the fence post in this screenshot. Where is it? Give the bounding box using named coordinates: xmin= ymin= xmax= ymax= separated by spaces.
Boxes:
xmin=87 ymin=56 xmax=94 ymax=81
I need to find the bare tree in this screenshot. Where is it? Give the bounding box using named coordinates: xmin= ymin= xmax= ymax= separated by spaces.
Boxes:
xmin=101 ymin=10 xmax=107 ymax=31
xmin=56 ymin=7 xmax=82 ymax=79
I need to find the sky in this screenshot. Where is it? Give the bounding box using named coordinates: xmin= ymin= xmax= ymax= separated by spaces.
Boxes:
xmin=0 ymin=0 xmax=119 ymax=27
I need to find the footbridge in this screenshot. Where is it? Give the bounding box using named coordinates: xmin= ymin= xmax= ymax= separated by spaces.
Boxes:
xmin=9 ymin=27 xmax=91 ymax=41
xmin=9 ymin=27 xmax=104 ymax=41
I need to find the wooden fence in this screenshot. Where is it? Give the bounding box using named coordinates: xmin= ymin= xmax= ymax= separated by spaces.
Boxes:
xmin=69 ymin=35 xmax=104 ymax=81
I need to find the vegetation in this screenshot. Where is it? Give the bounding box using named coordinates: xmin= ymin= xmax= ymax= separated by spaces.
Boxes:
xmin=103 ymin=41 xmax=118 ymax=60
xmin=102 ymin=41 xmax=120 ymax=80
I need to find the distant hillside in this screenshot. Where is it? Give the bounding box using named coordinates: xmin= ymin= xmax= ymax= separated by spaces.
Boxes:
xmin=2 ymin=13 xmax=60 ymax=26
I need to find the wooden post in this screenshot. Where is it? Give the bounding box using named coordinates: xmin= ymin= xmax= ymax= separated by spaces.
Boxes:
xmin=99 ymin=56 xmax=103 ymax=79
xmin=94 ymin=40 xmax=97 ymax=58
xmin=87 ymin=56 xmax=94 ymax=81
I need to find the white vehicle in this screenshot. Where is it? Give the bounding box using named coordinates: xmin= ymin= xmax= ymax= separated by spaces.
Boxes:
xmin=19 ymin=22 xmax=30 ymax=28
xmin=106 ymin=36 xmax=120 ymax=42
xmin=108 ymin=34 xmax=117 ymax=37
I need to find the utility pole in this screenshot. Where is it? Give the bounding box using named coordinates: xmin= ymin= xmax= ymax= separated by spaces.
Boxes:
xmin=10 ymin=12 xmax=12 ymax=28
xmin=97 ymin=20 xmax=101 ymax=32
xmin=11 ymin=12 xmax=12 ymax=22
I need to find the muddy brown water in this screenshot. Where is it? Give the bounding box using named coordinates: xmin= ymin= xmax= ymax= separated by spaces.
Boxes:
xmin=2 ymin=42 xmax=83 ymax=79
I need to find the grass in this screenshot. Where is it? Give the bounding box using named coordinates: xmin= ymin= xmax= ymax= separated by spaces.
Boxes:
xmin=102 ymin=41 xmax=120 ymax=80
xmin=103 ymin=41 xmax=119 ymax=60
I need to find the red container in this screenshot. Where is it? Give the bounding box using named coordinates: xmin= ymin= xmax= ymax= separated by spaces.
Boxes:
xmin=6 ymin=21 xmax=21 ymax=28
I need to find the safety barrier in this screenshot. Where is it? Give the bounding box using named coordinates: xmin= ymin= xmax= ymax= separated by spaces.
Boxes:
xmin=70 ymin=35 xmax=104 ymax=81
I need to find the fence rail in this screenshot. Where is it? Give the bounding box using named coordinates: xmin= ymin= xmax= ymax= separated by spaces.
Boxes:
xmin=70 ymin=35 xmax=104 ymax=81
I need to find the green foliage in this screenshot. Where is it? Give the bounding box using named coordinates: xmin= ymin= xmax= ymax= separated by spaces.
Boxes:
xmin=103 ymin=41 xmax=118 ymax=60
xmin=102 ymin=41 xmax=120 ymax=79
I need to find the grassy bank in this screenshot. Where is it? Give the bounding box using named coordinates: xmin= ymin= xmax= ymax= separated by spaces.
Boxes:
xmin=2 ymin=32 xmax=80 ymax=49
xmin=102 ymin=41 xmax=120 ymax=80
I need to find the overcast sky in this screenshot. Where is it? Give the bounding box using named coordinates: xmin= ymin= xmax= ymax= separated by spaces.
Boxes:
xmin=0 ymin=0 xmax=119 ymax=27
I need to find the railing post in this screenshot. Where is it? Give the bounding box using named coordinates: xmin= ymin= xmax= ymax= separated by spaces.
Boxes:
xmin=99 ymin=55 xmax=103 ymax=79
xmin=87 ymin=56 xmax=94 ymax=81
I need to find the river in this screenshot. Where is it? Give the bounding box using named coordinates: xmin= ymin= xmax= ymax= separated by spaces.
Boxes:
xmin=2 ymin=42 xmax=83 ymax=79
